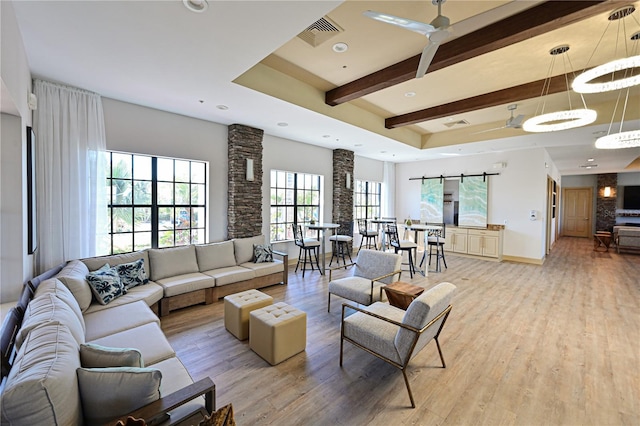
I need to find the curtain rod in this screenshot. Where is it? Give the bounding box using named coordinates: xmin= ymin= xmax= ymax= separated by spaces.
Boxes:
xmin=409 ymin=172 xmax=500 ymax=183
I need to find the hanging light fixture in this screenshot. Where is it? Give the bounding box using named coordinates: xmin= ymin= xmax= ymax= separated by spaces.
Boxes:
xmin=595 ymin=30 xmax=640 ymax=149
xmin=573 ymin=5 xmax=640 ymax=94
xmin=523 ymin=45 xmax=597 ymax=133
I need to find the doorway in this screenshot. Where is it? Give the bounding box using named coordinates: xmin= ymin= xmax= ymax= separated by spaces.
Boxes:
xmin=562 ymin=187 xmax=593 ymax=237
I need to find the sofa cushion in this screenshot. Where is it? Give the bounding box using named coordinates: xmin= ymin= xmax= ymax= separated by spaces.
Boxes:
xmin=84 ymin=300 xmax=160 ymax=341
xmin=152 ymin=357 xmax=205 ymax=422
xmin=240 ymin=259 xmax=283 ymax=278
xmin=86 ymin=263 xmax=126 ymax=305
xmin=115 ymin=258 xmax=149 ymax=290
xmin=233 ymin=235 xmax=265 ymax=264
xmin=1 ymin=323 xmax=83 ymax=426
xmin=195 ymin=240 xmax=237 ymax=272
xmin=156 ymin=272 xmax=215 ymax=298
xmin=253 ymin=244 xmax=273 ymax=263
xmin=34 ymin=277 xmax=85 ymax=332
xmin=56 ymin=259 xmax=93 ymax=312
xmin=82 ymin=250 xmax=150 ymax=273
xmin=77 ymin=367 xmax=161 ymax=425
xmin=148 ymin=245 xmax=199 ymax=281
xmin=82 ymin=282 xmax=164 ymax=314
xmin=88 ymin=322 xmax=175 ymax=366
xmin=16 ymin=293 xmax=85 ymax=351
xmin=80 ymin=343 xmax=144 ymax=368
xmin=202 ymin=266 xmax=256 ymax=286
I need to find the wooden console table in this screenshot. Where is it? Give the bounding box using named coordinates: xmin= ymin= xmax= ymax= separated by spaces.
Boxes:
xmin=383 ymin=282 xmax=425 ymax=310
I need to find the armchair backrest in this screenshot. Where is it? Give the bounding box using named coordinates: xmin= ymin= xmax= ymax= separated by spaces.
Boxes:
xmin=353 ymin=249 xmax=401 ymax=284
xmin=395 ymin=282 xmax=456 ymax=362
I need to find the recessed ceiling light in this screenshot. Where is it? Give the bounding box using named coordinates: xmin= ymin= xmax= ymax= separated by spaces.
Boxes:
xmin=322 ymin=135 xmax=330 ymax=138
xmin=332 ymin=42 xmax=349 ymax=53
xmin=216 ymin=105 xmax=228 ymax=110
xmin=380 ymin=151 xmax=387 ymax=154
xmin=183 ymin=0 xmax=208 ymax=13
xmin=354 ymin=144 xmax=363 ymax=147
xmin=587 ymin=158 xmax=595 ymax=162
xmin=404 ymin=92 xmax=416 ymax=97
xmin=277 ymin=122 xmax=288 ymax=127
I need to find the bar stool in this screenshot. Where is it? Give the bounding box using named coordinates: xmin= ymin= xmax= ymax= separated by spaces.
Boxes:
xmin=293 ymin=224 xmax=320 ymax=277
xmin=420 ymin=223 xmax=447 ymax=272
xmin=387 ymin=223 xmax=418 ymax=278
xmin=329 ymin=234 xmax=353 ymax=267
xmin=357 ymin=219 xmax=378 ymax=252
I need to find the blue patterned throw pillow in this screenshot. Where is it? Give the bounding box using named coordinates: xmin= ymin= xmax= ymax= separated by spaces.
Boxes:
xmin=115 ymin=258 xmax=149 ymax=290
xmin=86 ymin=263 xmax=125 ymax=305
xmin=253 ymin=244 xmax=273 ymax=263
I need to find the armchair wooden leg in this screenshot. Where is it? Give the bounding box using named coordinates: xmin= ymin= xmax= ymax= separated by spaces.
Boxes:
xmin=327 ymin=292 xmax=331 ymax=312
xmin=401 ymin=369 xmax=416 ymax=408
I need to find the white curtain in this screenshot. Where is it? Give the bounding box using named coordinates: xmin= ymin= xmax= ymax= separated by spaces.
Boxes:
xmin=33 ymin=79 xmax=107 ymax=272
xmin=381 ymin=161 xmax=395 ymax=217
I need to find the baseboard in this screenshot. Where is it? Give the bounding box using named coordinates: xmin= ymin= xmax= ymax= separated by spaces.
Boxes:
xmin=502 ymin=255 xmax=545 ymax=265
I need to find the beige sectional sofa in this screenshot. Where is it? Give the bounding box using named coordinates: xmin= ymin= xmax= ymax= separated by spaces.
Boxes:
xmin=613 ymin=225 xmax=640 ymax=253
xmin=0 ymin=235 xmax=287 ymax=424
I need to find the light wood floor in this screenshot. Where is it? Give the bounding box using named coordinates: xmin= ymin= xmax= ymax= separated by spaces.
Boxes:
xmin=161 ymin=237 xmax=640 ymax=425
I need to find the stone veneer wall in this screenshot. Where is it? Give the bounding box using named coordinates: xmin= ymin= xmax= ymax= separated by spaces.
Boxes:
xmin=228 ymin=124 xmax=263 ymax=239
xmin=332 ymin=149 xmax=354 ymax=248
xmin=596 ymin=173 xmax=617 ymax=232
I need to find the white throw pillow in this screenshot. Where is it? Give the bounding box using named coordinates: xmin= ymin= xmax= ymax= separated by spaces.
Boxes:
xmin=80 ymin=343 xmax=144 ymax=368
xmin=233 ymin=235 xmax=265 ymax=264
xmin=148 ymin=245 xmax=199 ymax=281
xmin=77 ymin=367 xmax=162 ymax=425
xmin=56 ymin=259 xmax=93 ymax=312
xmin=34 ymin=278 xmax=85 ymax=333
xmin=195 ymin=240 xmax=236 ymax=271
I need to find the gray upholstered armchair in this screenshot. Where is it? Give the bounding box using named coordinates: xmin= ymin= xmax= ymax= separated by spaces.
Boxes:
xmin=340 ymin=282 xmax=456 ymax=408
xmin=327 ymin=249 xmax=402 ymax=312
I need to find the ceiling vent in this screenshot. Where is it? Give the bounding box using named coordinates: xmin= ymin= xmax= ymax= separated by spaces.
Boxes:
xmin=443 ymin=119 xmax=470 ymax=128
xmin=297 ymin=17 xmax=344 ymax=47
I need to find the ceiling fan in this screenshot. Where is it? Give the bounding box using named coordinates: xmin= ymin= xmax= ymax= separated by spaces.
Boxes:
xmin=473 ymin=104 xmax=525 ymax=134
xmin=363 ymin=0 xmax=453 ymax=79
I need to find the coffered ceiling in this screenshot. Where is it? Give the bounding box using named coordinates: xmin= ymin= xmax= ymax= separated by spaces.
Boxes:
xmin=10 ymin=0 xmax=640 ymax=175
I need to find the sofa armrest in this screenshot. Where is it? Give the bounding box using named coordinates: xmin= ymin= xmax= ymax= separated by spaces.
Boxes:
xmin=272 ymin=250 xmax=289 ymax=285
xmin=106 ymin=377 xmax=215 ymax=426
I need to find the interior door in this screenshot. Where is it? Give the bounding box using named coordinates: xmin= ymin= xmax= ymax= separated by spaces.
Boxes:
xmin=562 ymin=187 xmax=592 ymax=237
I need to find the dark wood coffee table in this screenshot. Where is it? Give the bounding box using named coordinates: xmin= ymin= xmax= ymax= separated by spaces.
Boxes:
xmin=593 ymin=231 xmax=612 ymax=252
xmin=383 ymin=282 xmax=425 ymax=310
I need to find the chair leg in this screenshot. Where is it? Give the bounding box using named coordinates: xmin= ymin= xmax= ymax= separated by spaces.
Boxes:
xmin=302 ymin=248 xmax=307 ymax=278
xmin=407 ymin=250 xmax=414 ymax=278
xmin=440 ymin=246 xmax=448 ymax=269
xmin=314 ymin=247 xmax=321 ymax=270
xmin=295 ymin=247 xmax=302 ymax=273
xmin=435 ymin=337 xmax=446 ymax=368
xmin=401 ymin=369 xmax=416 ymax=408
xmin=327 ymin=292 xmax=331 ymax=313
xmin=346 ymin=244 xmax=353 ymax=264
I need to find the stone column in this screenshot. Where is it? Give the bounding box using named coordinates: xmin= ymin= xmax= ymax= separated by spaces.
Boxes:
xmin=596 ymin=173 xmax=617 ymax=232
xmin=332 ymin=149 xmax=354 ymax=249
xmin=228 ymin=124 xmax=263 ymax=239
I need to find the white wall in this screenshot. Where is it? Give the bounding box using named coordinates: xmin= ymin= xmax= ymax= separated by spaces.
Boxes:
xmin=354 ymin=155 xmax=384 ymax=182
xmin=395 ymin=149 xmax=550 ymax=261
xmin=102 ymin=98 xmax=229 ymax=242
xmin=1 ymin=0 xmax=33 ymax=303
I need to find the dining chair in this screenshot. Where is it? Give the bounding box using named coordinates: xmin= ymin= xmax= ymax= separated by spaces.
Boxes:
xmin=381 ymin=217 xmax=397 ymax=251
xmin=293 ymin=224 xmax=320 ymax=277
xmin=420 ymin=223 xmax=447 ymax=272
xmin=329 ymin=224 xmax=353 ymax=268
xmin=387 ymin=223 xmax=418 ymax=278
xmin=357 ymin=219 xmax=378 ymax=252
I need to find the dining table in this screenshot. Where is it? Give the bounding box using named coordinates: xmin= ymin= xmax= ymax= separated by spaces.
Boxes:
xmin=369 ymin=218 xmax=396 ymax=251
xmin=307 ymin=223 xmax=340 ymax=275
xmin=403 ymin=223 xmax=444 ymax=275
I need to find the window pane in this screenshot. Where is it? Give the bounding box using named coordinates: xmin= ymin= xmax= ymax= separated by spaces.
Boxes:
xmin=112 ymin=207 xmax=132 ymax=232
xmin=134 ymin=207 xmax=151 ymax=231
xmin=176 ymin=208 xmax=190 ymax=229
xmin=133 ymin=155 xmax=152 ymax=180
xmin=192 ymin=184 xmax=205 ymax=204
xmin=158 ymin=207 xmax=174 ymax=230
xmin=175 ymin=183 xmax=190 ymax=204
xmin=191 ymin=162 xmax=205 ymax=183
xmin=191 ymin=207 xmax=204 ymax=227
xmin=175 ymin=160 xmax=190 ymax=182
xmin=191 ymin=229 xmax=205 ymax=244
xmin=134 ymin=181 xmax=152 ymax=205
xmin=159 ymin=230 xmax=174 ymax=248
xmin=113 ymin=233 xmax=133 ymax=254
xmin=157 ymin=158 xmax=173 ymax=181
xmin=112 ymin=180 xmax=132 ymax=205
xmin=158 ymin=182 xmax=173 ymax=205
xmin=112 ymin=154 xmax=131 ymax=179
xmin=134 ymin=232 xmax=152 ymax=251
xmin=175 ymin=230 xmax=190 ymax=246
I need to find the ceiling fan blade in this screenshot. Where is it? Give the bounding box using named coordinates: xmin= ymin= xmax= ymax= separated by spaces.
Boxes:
xmin=363 ymin=10 xmax=437 ymax=36
xmin=509 ymin=114 xmax=526 ymax=128
xmin=416 ymin=41 xmax=439 ymax=79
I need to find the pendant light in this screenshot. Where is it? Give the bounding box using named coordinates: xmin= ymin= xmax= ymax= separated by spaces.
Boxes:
xmin=595 ymin=30 xmax=640 ymax=149
xmin=573 ymin=5 xmax=640 ymax=94
xmin=523 ymin=45 xmax=597 ymax=133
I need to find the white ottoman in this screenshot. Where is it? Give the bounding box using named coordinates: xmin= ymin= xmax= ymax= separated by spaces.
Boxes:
xmin=224 ymin=290 xmax=273 ymax=340
xmin=249 ymin=302 xmax=306 ymax=365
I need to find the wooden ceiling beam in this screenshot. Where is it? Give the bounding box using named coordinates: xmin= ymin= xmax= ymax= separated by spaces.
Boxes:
xmin=385 ymin=73 xmax=573 ymax=128
xmin=325 ymin=1 xmax=614 ymax=106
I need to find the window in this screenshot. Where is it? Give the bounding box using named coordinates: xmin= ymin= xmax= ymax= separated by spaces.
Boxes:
xmin=104 ymin=152 xmax=207 ymax=254
xmin=354 ymin=180 xmax=381 ymax=221
xmin=270 ymin=170 xmax=322 ymax=242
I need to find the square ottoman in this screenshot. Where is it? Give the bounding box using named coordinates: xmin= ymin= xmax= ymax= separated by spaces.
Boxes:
xmin=249 ymin=302 xmax=306 ymax=365
xmin=224 ymin=289 xmax=273 ymax=340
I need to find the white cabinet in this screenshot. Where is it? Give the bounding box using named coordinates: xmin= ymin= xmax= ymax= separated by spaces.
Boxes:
xmin=444 ymin=227 xmax=503 ymax=260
